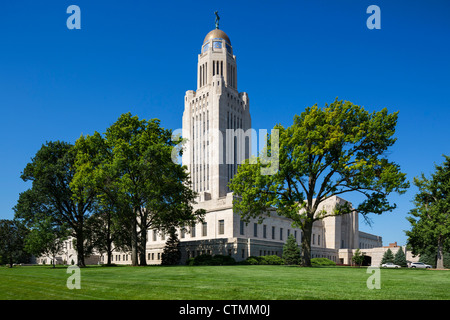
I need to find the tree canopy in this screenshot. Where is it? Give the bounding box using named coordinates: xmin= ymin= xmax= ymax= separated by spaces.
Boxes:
xmin=406 ymin=155 xmax=450 ymax=269
xmin=14 ymin=113 xmax=204 ymax=267
xmin=229 ymin=99 xmax=409 ymax=266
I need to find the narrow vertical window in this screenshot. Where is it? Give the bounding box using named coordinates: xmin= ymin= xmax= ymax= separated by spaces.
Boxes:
xmin=218 ymin=220 xmax=224 ymax=235
xmin=191 ymin=223 xmax=196 ymax=237
xmin=253 ymin=223 xmax=258 ymax=237
xmin=202 ymin=222 xmax=208 ymax=236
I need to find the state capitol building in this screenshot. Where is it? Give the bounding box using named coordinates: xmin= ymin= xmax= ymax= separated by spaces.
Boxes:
xmin=39 ymin=20 xmax=397 ymax=267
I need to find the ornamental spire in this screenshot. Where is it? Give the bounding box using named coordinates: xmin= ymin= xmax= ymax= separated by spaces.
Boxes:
xmin=214 ymin=11 xmax=220 ymax=29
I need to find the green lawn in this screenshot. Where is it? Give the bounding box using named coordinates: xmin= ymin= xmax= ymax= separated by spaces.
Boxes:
xmin=0 ymin=265 xmax=448 ymax=300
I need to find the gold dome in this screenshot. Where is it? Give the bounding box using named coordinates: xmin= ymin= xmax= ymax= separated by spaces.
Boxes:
xmin=203 ymin=29 xmax=231 ymax=45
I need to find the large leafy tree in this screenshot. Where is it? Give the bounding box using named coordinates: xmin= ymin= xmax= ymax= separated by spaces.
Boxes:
xmin=14 ymin=141 xmax=97 ymax=267
xmin=406 ymin=155 xmax=450 ymax=269
xmin=24 ymin=217 xmax=69 ymax=268
xmin=0 ymin=219 xmax=30 ymax=267
xmin=229 ymin=99 xmax=409 ymax=266
xmin=75 ymin=113 xmax=205 ymax=266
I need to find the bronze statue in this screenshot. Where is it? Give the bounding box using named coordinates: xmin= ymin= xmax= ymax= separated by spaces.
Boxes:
xmin=215 ymin=11 xmax=220 ymax=29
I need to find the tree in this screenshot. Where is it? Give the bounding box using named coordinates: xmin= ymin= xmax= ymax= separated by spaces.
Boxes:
xmin=352 ymin=248 xmax=365 ymax=267
xmin=14 ymin=141 xmax=97 ymax=267
xmin=75 ymin=113 xmax=205 ymax=266
xmin=282 ymin=234 xmax=301 ymax=265
xmin=161 ymin=227 xmax=181 ymax=265
xmin=24 ymin=217 xmax=69 ymax=268
xmin=381 ymin=248 xmax=394 ymax=264
xmin=0 ymin=219 xmax=30 ymax=267
xmin=229 ymin=99 xmax=409 ymax=266
xmin=406 ymin=155 xmax=450 ymax=269
xmin=393 ymin=247 xmax=407 ymax=267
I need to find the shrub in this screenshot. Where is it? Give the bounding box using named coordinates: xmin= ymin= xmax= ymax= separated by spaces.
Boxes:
xmin=260 ymin=255 xmax=284 ymax=265
xmin=242 ymin=255 xmax=285 ymax=265
xmin=186 ymin=254 xmax=236 ymax=266
xmin=191 ymin=254 xmax=213 ymax=265
xmin=211 ymin=255 xmax=236 ymax=265
xmin=242 ymin=257 xmax=260 ymax=265
xmin=311 ymin=258 xmax=336 ymax=266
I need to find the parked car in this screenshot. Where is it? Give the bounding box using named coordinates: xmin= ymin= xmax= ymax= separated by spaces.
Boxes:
xmin=410 ymin=262 xmax=432 ymax=269
xmin=381 ymin=262 xmax=401 ymax=268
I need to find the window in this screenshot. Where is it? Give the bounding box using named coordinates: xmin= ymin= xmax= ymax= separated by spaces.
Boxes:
xmin=153 ymin=230 xmax=157 ymax=241
xmin=240 ymin=220 xmax=245 ymax=235
xmin=263 ymin=225 xmax=267 ymax=238
xmin=318 ymin=235 xmax=321 ymax=246
xmin=202 ymin=222 xmax=208 ymax=236
xmin=218 ymin=220 xmax=225 ymax=235
xmin=280 ymin=228 xmax=283 ymax=241
xmin=313 ymin=234 xmax=315 ymax=245
xmin=253 ymin=223 xmax=258 ymax=237
xmin=272 ymin=226 xmax=275 ymax=240
xmin=191 ymin=223 xmax=196 ymax=237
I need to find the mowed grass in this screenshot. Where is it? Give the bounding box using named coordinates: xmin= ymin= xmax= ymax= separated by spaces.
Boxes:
xmin=0 ymin=265 xmax=448 ymax=300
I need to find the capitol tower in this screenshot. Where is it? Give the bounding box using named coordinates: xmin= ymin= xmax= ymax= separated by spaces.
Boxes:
xmin=182 ymin=18 xmax=252 ymax=201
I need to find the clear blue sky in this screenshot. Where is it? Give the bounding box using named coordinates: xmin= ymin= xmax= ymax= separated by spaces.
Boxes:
xmin=1 ymin=0 xmax=449 ymax=246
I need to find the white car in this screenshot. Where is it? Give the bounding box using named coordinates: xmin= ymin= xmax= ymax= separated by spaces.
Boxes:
xmin=381 ymin=262 xmax=401 ymax=268
xmin=410 ymin=262 xmax=432 ymax=269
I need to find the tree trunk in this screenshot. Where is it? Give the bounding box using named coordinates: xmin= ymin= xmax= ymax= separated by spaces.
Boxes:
xmin=436 ymin=235 xmax=444 ymax=269
xmin=138 ymin=229 xmax=148 ymax=266
xmin=76 ymin=229 xmax=86 ymax=267
xmin=107 ymin=248 xmax=112 ymax=265
xmin=131 ymin=217 xmax=138 ymax=266
xmin=301 ymin=220 xmax=313 ymax=267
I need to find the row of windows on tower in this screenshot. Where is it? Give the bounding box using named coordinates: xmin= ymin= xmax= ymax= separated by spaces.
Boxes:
xmin=192 ymin=110 xmax=210 ymax=193
xmin=227 ymin=110 xmax=244 ymax=188
xmin=198 ymin=60 xmax=237 ymax=89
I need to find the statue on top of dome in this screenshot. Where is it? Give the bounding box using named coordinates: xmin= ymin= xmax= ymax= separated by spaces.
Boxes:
xmin=214 ymin=11 xmax=220 ymax=29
